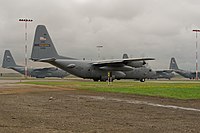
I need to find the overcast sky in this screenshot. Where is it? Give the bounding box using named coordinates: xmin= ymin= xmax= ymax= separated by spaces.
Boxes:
xmin=1 ymin=0 xmax=200 ymax=72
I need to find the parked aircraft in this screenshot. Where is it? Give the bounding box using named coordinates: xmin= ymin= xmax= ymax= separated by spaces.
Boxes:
xmin=31 ymin=25 xmax=155 ymax=82
xmin=152 ymin=57 xmax=176 ymax=80
xmin=170 ymin=57 xmax=198 ymax=79
xmin=2 ymin=50 xmax=69 ymax=78
xmin=152 ymin=70 xmax=174 ymax=80
xmin=123 ymin=54 xmax=174 ymax=80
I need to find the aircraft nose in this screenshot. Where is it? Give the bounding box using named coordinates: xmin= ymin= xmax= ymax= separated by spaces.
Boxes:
xmin=149 ymin=69 xmax=156 ymax=77
xmin=152 ymin=70 xmax=157 ymax=77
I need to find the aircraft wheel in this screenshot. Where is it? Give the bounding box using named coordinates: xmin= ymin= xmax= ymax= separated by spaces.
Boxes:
xmin=93 ymin=79 xmax=99 ymax=82
xmin=140 ymin=79 xmax=145 ymax=82
xmin=36 ymin=76 xmax=45 ymax=78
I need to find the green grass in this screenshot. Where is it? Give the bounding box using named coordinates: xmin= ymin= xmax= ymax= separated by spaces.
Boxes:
xmin=21 ymin=80 xmax=200 ymax=99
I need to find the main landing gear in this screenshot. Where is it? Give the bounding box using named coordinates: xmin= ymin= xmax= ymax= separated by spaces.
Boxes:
xmin=140 ymin=78 xmax=145 ymax=82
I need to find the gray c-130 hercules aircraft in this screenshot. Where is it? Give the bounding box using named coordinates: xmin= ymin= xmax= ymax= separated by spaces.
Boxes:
xmin=31 ymin=25 xmax=155 ymax=82
xmin=169 ymin=57 xmax=200 ymax=79
xmin=2 ymin=50 xmax=69 ymax=78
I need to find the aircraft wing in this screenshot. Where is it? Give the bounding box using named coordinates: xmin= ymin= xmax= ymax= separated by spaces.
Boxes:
xmin=92 ymin=57 xmax=155 ymax=71
xmin=92 ymin=57 xmax=155 ymax=66
xmin=32 ymin=67 xmax=57 ymax=72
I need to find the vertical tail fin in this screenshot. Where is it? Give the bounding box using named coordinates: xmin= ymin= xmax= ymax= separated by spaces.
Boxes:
xmin=2 ymin=50 xmax=19 ymax=68
xmin=123 ymin=54 xmax=129 ymax=59
xmin=31 ymin=25 xmax=76 ymax=61
xmin=31 ymin=25 xmax=59 ymax=60
xmin=169 ymin=57 xmax=179 ymax=70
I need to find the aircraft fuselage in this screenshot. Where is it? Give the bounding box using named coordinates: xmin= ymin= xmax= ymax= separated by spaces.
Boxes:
xmin=50 ymin=59 xmax=155 ymax=81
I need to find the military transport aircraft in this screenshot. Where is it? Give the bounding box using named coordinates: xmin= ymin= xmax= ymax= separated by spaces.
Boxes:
xmin=31 ymin=25 xmax=155 ymax=82
xmin=152 ymin=57 xmax=175 ymax=80
xmin=123 ymin=54 xmax=175 ymax=80
xmin=169 ymin=57 xmax=199 ymax=79
xmin=2 ymin=50 xmax=69 ymax=78
xmin=152 ymin=69 xmax=175 ymax=80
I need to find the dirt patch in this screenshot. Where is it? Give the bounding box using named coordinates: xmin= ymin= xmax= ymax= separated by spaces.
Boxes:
xmin=0 ymin=83 xmax=199 ymax=133
xmin=0 ymin=84 xmax=75 ymax=95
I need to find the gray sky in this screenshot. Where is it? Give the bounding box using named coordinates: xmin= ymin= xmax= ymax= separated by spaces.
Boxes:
xmin=1 ymin=0 xmax=200 ymax=73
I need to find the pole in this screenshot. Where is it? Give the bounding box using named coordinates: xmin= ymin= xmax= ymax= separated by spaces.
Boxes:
xmin=96 ymin=45 xmax=103 ymax=60
xmin=25 ymin=21 xmax=28 ymax=79
xmin=19 ymin=18 xmax=33 ymax=79
xmin=196 ymin=31 xmax=198 ymax=80
xmin=193 ymin=30 xmax=200 ymax=80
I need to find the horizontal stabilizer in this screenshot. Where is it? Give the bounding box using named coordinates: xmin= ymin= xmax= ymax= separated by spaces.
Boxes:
xmin=32 ymin=58 xmax=56 ymax=62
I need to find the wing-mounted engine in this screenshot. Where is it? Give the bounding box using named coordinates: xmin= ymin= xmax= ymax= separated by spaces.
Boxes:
xmin=99 ymin=65 xmax=133 ymax=71
xmin=126 ymin=61 xmax=146 ymax=68
xmin=122 ymin=54 xmax=152 ymax=68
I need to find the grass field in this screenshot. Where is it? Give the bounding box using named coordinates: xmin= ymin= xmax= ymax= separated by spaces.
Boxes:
xmin=22 ymin=80 xmax=200 ymax=100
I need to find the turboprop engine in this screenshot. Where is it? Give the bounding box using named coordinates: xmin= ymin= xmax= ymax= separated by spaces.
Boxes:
xmin=126 ymin=61 xmax=146 ymax=68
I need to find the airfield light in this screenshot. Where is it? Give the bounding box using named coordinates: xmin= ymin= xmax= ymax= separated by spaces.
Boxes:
xmin=96 ymin=45 xmax=103 ymax=60
xmin=192 ymin=29 xmax=200 ymax=80
xmin=19 ymin=18 xmax=33 ymax=79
